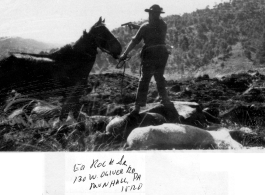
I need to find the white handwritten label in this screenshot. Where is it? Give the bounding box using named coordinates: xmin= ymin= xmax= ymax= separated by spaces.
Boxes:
xmin=65 ymin=153 xmax=145 ymax=194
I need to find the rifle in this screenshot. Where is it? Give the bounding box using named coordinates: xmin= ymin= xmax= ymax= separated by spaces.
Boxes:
xmin=121 ymin=22 xmax=140 ymax=30
xmin=121 ymin=22 xmax=133 ymax=30
xmin=121 ymin=22 xmax=132 ymax=27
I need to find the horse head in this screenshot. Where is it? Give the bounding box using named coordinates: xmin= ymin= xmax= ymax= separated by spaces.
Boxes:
xmin=89 ymin=17 xmax=122 ymax=59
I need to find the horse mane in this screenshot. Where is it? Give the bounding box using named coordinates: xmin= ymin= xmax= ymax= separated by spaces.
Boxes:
xmin=48 ymin=44 xmax=74 ymax=59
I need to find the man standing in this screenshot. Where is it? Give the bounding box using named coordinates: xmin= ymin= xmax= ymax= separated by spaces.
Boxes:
xmin=120 ymin=4 xmax=173 ymax=114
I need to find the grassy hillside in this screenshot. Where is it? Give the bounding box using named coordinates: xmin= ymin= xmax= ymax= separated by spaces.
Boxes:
xmin=99 ymin=0 xmax=265 ymax=78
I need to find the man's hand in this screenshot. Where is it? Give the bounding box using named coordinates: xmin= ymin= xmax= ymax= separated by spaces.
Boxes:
xmin=119 ymin=53 xmax=128 ymax=62
xmin=119 ymin=40 xmax=137 ymax=63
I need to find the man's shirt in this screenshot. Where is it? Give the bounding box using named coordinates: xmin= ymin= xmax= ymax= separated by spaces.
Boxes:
xmin=132 ymin=19 xmax=167 ymax=47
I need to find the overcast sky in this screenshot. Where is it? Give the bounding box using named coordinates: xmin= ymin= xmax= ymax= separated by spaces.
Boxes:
xmin=0 ymin=0 xmax=229 ymax=45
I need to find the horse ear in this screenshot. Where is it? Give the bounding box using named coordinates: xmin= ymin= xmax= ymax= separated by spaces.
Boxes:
xmin=102 ymin=18 xmax=105 ymax=23
xmin=98 ymin=17 xmax=102 ymax=23
xmin=83 ymin=30 xmax=87 ymax=35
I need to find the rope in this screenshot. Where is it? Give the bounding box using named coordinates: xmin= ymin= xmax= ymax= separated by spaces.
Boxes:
xmin=121 ymin=63 xmax=126 ymax=101
xmin=115 ymin=57 xmax=131 ymax=103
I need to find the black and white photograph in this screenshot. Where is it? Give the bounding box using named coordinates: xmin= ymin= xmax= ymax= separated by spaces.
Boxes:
xmin=0 ymin=0 xmax=265 ymax=194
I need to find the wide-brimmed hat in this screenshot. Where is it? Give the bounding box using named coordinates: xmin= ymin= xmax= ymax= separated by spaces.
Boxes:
xmin=145 ymin=4 xmax=165 ymax=14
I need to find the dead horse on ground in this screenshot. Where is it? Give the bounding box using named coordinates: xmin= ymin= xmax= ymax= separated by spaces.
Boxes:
xmin=0 ymin=17 xmax=122 ymax=120
xmin=125 ymin=124 xmax=243 ymax=150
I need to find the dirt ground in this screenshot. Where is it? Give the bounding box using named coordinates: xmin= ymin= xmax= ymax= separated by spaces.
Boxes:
xmin=1 ymin=70 xmax=265 ymax=151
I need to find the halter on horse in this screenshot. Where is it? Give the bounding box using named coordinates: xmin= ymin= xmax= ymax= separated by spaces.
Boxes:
xmin=0 ymin=17 xmax=122 ymax=120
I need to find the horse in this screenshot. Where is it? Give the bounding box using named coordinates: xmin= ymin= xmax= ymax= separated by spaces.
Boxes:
xmin=125 ymin=124 xmax=243 ymax=150
xmin=0 ymin=17 xmax=122 ymax=120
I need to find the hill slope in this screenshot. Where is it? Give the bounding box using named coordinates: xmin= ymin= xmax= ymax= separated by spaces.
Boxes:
xmin=101 ymin=0 xmax=265 ymax=78
xmin=0 ymin=37 xmax=59 ymax=60
xmin=195 ymin=42 xmax=255 ymax=77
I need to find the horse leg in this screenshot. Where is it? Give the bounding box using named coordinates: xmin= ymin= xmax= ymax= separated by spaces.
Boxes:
xmin=59 ymin=82 xmax=86 ymax=121
xmin=59 ymin=61 xmax=93 ymax=121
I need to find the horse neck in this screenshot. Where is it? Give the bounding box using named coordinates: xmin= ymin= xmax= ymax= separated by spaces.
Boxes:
xmin=49 ymin=32 xmax=97 ymax=61
xmin=72 ymin=32 xmax=98 ymax=58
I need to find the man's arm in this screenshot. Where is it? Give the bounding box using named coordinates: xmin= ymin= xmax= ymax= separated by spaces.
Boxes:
xmin=119 ymin=41 xmax=137 ymax=61
xmin=119 ymin=24 xmax=145 ymax=61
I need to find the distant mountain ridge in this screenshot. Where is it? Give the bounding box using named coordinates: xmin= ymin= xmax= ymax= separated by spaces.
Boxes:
xmin=0 ymin=37 xmax=60 ymax=60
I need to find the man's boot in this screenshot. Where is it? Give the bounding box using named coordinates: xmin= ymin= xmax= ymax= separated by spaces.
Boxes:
xmin=130 ymin=105 xmax=141 ymax=115
xmin=160 ymin=99 xmax=174 ymax=108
